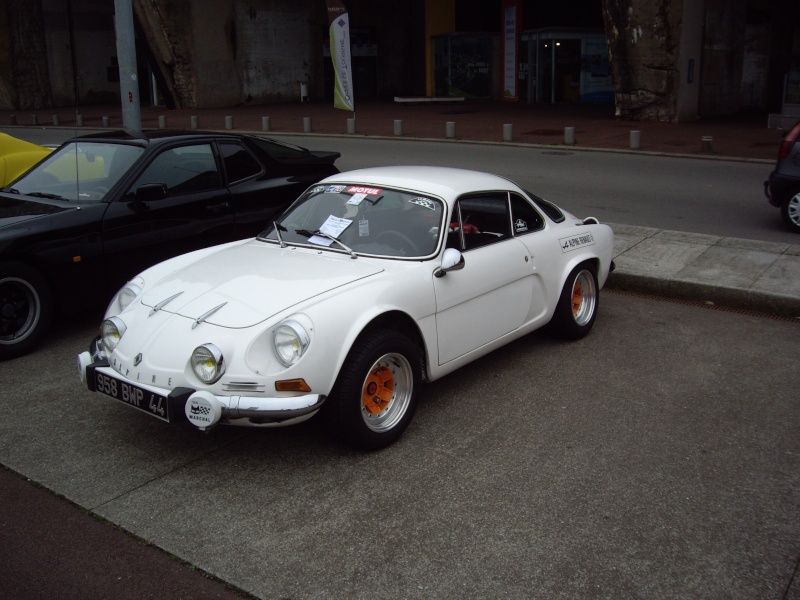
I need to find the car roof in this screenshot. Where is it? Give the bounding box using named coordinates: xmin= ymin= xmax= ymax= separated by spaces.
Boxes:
xmin=321 ymin=166 xmax=520 ymax=200
xmin=64 ymin=129 xmax=257 ymax=146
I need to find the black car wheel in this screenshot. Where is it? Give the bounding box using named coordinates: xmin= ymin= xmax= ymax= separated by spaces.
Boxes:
xmin=325 ymin=330 xmax=420 ymax=450
xmin=0 ymin=262 xmax=53 ymax=360
xmin=546 ymin=262 xmax=599 ymax=340
xmin=780 ymin=188 xmax=800 ymax=233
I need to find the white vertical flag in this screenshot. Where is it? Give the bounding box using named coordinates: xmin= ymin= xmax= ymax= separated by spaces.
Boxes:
xmin=327 ymin=0 xmax=355 ymax=111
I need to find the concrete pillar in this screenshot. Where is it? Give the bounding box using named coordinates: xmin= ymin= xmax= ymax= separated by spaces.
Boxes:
xmin=347 ymin=118 xmax=356 ymax=134
xmin=102 ymin=116 xmax=110 ymax=127
xmin=303 ymin=117 xmax=312 ymax=133
xmin=52 ymin=115 xmax=60 ymax=126
xmin=190 ymin=116 xmax=199 ymax=129
xmin=76 ymin=115 xmax=84 ymax=127
xmin=225 ymin=116 xmax=234 ymax=130
xmin=158 ymin=115 xmax=167 ymax=128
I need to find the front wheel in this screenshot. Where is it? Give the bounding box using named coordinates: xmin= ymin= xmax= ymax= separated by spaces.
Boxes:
xmin=325 ymin=330 xmax=420 ymax=450
xmin=547 ymin=262 xmax=599 ymax=340
xmin=0 ymin=262 xmax=53 ymax=360
xmin=780 ymin=188 xmax=800 ymax=233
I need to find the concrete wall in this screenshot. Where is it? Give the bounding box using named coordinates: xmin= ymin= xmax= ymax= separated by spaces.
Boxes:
xmin=676 ymin=0 xmax=704 ymax=121
xmin=43 ymin=0 xmax=118 ymax=106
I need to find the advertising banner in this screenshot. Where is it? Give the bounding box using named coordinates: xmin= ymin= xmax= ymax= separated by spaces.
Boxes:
xmin=502 ymin=0 xmax=522 ymax=101
xmin=326 ymin=0 xmax=355 ymax=111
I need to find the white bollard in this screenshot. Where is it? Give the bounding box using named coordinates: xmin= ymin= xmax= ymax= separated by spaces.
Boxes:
xmin=102 ymin=116 xmax=110 ymax=127
xmin=446 ymin=121 xmax=456 ymax=139
xmin=394 ymin=119 xmax=403 ymax=136
xmin=190 ymin=116 xmax=199 ymax=129
xmin=76 ymin=115 xmax=84 ymax=127
xmin=158 ymin=115 xmax=167 ymax=128
xmin=564 ymin=126 xmax=575 ymax=145
xmin=261 ymin=116 xmax=270 ymax=131
xmin=701 ymin=136 xmax=714 ymax=153
xmin=347 ymin=118 xmax=356 ymax=134
xmin=225 ymin=116 xmax=234 ymax=130
xmin=502 ymin=124 xmax=513 ymax=142
xmin=303 ymin=117 xmax=312 ymax=133
xmin=630 ymin=130 xmax=641 ymax=149
xmin=52 ymin=115 xmax=60 ymax=126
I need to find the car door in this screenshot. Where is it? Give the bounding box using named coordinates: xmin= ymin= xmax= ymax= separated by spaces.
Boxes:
xmin=101 ymin=142 xmax=234 ymax=290
xmin=433 ymin=192 xmax=535 ymax=365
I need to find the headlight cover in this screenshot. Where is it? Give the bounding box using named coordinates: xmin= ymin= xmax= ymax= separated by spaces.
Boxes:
xmin=107 ymin=277 xmax=144 ymax=314
xmin=101 ymin=316 xmax=127 ymax=353
xmin=273 ymin=320 xmax=310 ymax=367
xmin=191 ymin=343 xmax=225 ymax=384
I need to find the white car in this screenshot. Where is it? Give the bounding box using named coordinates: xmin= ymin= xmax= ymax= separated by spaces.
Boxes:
xmin=78 ymin=166 xmax=615 ymax=449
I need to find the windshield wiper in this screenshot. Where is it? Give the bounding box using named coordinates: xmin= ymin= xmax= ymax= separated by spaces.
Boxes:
xmin=26 ymin=191 xmax=66 ymax=200
xmin=296 ymin=228 xmax=357 ymax=259
xmin=273 ymin=221 xmax=287 ymax=248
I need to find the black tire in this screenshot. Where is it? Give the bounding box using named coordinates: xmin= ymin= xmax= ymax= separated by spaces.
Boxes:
xmin=325 ymin=330 xmax=421 ymax=450
xmin=780 ymin=188 xmax=800 ymax=234
xmin=546 ymin=262 xmax=599 ymax=340
xmin=0 ymin=261 xmax=53 ymax=360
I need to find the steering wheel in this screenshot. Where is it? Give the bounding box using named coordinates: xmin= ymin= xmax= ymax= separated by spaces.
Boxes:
xmin=375 ymin=230 xmax=421 ymax=256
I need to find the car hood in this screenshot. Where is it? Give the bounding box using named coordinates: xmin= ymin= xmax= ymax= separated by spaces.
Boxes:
xmin=0 ymin=194 xmax=71 ymax=227
xmin=138 ymin=241 xmax=385 ymax=328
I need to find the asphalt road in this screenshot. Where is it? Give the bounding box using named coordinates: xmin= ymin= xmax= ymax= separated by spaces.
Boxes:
xmin=1 ymin=128 xmax=791 ymax=245
xmin=1 ymin=291 xmax=798 ymax=599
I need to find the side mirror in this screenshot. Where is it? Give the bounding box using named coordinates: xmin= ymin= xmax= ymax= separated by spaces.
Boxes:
xmin=135 ymin=183 xmax=168 ymax=202
xmin=434 ymin=247 xmax=465 ymax=278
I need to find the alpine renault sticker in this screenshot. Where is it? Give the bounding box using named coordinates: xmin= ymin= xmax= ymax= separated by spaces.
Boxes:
xmin=559 ymin=232 xmax=595 ymax=253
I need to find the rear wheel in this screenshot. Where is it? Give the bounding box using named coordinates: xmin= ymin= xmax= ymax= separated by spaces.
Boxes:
xmin=780 ymin=188 xmax=800 ymax=233
xmin=325 ymin=330 xmax=420 ymax=450
xmin=0 ymin=262 xmax=53 ymax=360
xmin=547 ymin=262 xmax=598 ymax=340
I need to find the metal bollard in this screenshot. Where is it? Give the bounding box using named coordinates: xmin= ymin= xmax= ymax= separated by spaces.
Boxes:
xmin=225 ymin=116 xmax=234 ymax=130
xmin=446 ymin=121 xmax=456 ymax=139
xmin=701 ymin=136 xmax=714 ymax=153
xmin=502 ymin=124 xmax=513 ymax=142
xmin=76 ymin=115 xmax=84 ymax=127
xmin=564 ymin=126 xmax=575 ymax=145
xmin=52 ymin=115 xmax=60 ymax=126
xmin=102 ymin=116 xmax=110 ymax=127
xmin=303 ymin=117 xmax=312 ymax=133
xmin=630 ymin=130 xmax=641 ymax=150
xmin=394 ymin=119 xmax=403 ymax=136
xmin=347 ymin=118 xmax=356 ymax=134
xmin=190 ymin=116 xmax=199 ymax=129
xmin=158 ymin=115 xmax=167 ymax=128
xmin=31 ymin=115 xmax=38 ymax=126
xmin=9 ymin=114 xmax=16 ymax=125
xmin=261 ymin=116 xmax=270 ymax=131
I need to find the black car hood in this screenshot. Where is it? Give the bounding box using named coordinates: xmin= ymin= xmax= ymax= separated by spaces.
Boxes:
xmin=0 ymin=194 xmax=72 ymax=227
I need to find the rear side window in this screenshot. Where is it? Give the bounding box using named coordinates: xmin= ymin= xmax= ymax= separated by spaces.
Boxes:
xmin=510 ymin=193 xmax=544 ymax=235
xmin=220 ymin=142 xmax=262 ymax=184
xmin=526 ymin=190 xmax=565 ymax=223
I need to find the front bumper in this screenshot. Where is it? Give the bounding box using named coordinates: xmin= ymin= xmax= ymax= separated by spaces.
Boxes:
xmin=77 ymin=342 xmax=326 ymax=430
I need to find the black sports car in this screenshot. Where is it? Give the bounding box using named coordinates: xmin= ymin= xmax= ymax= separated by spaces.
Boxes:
xmin=0 ymin=129 xmax=340 ymax=359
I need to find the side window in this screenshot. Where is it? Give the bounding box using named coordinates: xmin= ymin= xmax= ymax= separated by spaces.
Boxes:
xmin=447 ymin=193 xmax=511 ymax=251
xmin=131 ymin=143 xmax=221 ymax=196
xmin=510 ymin=193 xmax=544 ymax=235
xmin=220 ymin=142 xmax=262 ymax=184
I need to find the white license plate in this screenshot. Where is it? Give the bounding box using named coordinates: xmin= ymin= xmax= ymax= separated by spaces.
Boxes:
xmin=95 ymin=370 xmax=170 ymax=422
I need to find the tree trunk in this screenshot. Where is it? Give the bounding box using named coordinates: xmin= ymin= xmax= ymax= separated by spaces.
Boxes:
xmin=601 ymin=0 xmax=682 ymax=122
xmin=5 ymin=0 xmax=51 ymax=109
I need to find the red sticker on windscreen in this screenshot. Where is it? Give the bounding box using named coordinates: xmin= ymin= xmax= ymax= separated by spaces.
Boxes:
xmin=346 ymin=186 xmax=382 ymax=196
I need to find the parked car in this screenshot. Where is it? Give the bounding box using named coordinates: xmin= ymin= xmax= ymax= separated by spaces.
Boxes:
xmin=77 ymin=166 xmax=615 ymax=449
xmin=1 ymin=130 xmax=340 ymax=359
xmin=0 ymin=132 xmax=52 ymax=186
xmin=764 ymin=120 xmax=800 ymax=233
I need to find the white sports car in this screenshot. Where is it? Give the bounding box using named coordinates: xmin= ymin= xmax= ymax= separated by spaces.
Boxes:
xmin=78 ymin=166 xmax=614 ymax=449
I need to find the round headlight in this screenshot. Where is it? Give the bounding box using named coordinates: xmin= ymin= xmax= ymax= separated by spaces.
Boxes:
xmin=191 ymin=343 xmax=225 ymax=384
xmin=273 ymin=320 xmax=310 ymax=367
xmin=101 ymin=316 xmax=127 ymax=353
xmin=117 ymin=282 xmax=142 ymax=310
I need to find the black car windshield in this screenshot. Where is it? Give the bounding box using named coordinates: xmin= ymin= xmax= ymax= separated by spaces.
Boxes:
xmin=260 ymin=183 xmax=445 ymax=258
xmin=8 ymin=142 xmax=144 ymax=202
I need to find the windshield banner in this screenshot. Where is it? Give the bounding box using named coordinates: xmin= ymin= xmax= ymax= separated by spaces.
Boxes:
xmin=326 ymin=0 xmax=355 ymax=112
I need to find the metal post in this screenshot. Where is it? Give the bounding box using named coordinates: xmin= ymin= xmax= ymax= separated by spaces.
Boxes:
xmin=114 ymin=0 xmax=141 ymax=130
xmin=564 ymin=126 xmax=575 ymax=145
xmin=394 ymin=120 xmax=403 ymax=136
xmin=503 ymin=124 xmax=513 ymax=142
xmin=261 ymin=116 xmax=270 ymax=131
xmin=446 ymin=121 xmax=456 ymax=138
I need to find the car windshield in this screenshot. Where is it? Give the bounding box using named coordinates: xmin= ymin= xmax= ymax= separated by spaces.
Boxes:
xmin=259 ymin=183 xmax=445 ymax=258
xmin=6 ymin=141 xmax=144 ymax=202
